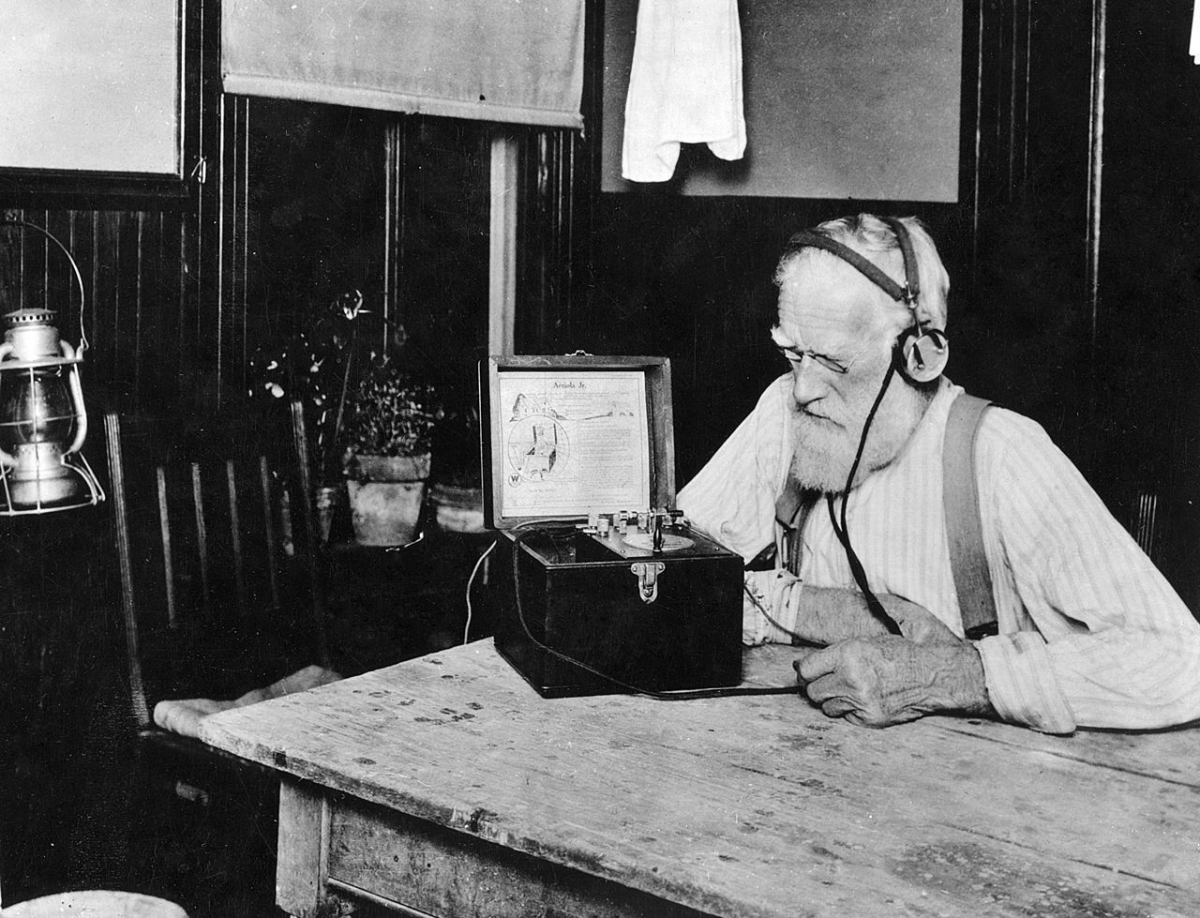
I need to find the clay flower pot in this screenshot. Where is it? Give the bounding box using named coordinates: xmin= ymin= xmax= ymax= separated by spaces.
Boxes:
xmin=430 ymin=481 xmax=485 ymax=533
xmin=345 ymin=453 xmax=431 ymax=546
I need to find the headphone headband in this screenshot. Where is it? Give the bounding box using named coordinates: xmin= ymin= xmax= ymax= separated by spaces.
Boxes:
xmin=784 ymin=218 xmax=920 ymax=306
xmin=879 ymin=217 xmax=920 ymax=305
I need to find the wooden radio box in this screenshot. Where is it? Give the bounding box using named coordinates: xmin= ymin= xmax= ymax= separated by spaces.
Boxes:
xmin=481 ymin=354 xmax=743 ymax=698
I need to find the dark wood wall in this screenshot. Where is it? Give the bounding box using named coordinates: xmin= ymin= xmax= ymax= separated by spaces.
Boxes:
xmin=3 ymin=0 xmax=1196 ymax=583
xmin=1 ymin=2 xmax=1195 ymax=573
xmin=1094 ymin=0 xmax=1200 ymax=602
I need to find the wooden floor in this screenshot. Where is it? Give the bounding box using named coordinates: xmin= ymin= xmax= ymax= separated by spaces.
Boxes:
xmin=0 ymin=509 xmax=497 ymax=918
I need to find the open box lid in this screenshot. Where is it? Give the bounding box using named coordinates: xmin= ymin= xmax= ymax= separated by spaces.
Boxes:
xmin=480 ymin=354 xmax=676 ymax=530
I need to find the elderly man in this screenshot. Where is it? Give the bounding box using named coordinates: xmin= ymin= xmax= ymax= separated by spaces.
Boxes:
xmin=678 ymin=213 xmax=1200 ymax=734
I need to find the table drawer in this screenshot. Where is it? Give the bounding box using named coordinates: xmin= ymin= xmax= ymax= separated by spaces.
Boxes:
xmin=327 ymin=796 xmax=711 ymax=918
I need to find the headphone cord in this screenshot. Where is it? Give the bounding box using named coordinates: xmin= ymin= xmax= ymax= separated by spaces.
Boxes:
xmin=508 ymin=528 xmax=799 ymax=699
xmin=826 ymin=362 xmax=903 ymax=636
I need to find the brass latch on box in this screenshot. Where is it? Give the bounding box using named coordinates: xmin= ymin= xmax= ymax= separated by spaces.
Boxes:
xmin=630 ymin=561 xmax=666 ymax=603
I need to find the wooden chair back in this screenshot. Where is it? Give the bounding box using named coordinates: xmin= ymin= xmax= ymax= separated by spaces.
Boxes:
xmin=104 ymin=401 xmax=328 ymax=733
xmin=1125 ymin=487 xmax=1200 ymax=616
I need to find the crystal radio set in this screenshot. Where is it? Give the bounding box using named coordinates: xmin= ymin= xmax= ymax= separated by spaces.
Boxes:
xmin=480 ymin=354 xmax=743 ymax=698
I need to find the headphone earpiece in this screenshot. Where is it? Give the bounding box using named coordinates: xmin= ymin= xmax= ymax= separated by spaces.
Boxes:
xmin=895 ymin=325 xmax=949 ymax=385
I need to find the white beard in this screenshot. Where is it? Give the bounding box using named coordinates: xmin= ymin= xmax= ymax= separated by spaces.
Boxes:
xmin=789 ymin=378 xmax=931 ymax=493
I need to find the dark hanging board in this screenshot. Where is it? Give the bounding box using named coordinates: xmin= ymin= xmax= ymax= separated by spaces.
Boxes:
xmin=602 ymin=0 xmax=962 ymax=201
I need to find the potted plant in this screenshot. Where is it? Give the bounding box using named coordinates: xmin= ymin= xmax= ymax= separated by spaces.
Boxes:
xmin=429 ymin=404 xmax=485 ymax=534
xmin=342 ymin=362 xmax=443 ymax=546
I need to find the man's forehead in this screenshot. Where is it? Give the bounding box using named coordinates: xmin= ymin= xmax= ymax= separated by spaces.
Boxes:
xmin=776 ymin=257 xmax=883 ymax=346
xmin=771 ymin=316 xmax=848 ymax=352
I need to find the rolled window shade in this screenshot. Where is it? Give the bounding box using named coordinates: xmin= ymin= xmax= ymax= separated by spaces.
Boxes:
xmin=222 ymin=0 xmax=585 ymax=128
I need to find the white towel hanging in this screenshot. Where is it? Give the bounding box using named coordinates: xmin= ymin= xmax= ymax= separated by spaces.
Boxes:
xmin=622 ymin=0 xmax=747 ymax=182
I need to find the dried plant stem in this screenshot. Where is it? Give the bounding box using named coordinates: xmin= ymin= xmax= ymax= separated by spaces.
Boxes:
xmin=331 ymin=329 xmax=357 ymax=471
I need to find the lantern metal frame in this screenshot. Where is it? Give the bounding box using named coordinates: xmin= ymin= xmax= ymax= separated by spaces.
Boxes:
xmin=0 ymin=220 xmax=104 ymax=515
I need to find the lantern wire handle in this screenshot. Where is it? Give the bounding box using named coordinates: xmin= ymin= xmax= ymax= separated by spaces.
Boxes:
xmin=0 ymin=219 xmax=89 ymax=354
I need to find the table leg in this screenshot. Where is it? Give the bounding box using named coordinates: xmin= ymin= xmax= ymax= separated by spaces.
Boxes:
xmin=277 ymin=779 xmax=331 ymax=918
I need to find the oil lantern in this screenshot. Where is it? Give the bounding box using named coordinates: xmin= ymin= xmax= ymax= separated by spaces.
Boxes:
xmin=0 ymin=224 xmax=104 ymax=514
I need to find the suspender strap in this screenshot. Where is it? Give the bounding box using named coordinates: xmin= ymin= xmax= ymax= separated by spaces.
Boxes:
xmin=943 ymin=394 xmax=999 ymax=639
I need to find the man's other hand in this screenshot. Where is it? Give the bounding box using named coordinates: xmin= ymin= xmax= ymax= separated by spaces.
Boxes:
xmin=793 ymin=636 xmax=992 ymax=727
xmin=796 ymin=588 xmax=960 ymax=645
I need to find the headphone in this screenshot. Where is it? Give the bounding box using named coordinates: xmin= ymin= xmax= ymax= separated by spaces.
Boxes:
xmin=783 ymin=217 xmax=948 ymax=385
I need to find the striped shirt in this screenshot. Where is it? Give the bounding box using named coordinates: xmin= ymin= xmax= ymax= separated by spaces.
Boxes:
xmin=678 ymin=374 xmax=1200 ymax=733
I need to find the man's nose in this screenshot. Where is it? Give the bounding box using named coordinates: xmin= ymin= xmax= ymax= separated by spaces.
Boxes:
xmin=790 ymin=357 xmax=827 ymax=407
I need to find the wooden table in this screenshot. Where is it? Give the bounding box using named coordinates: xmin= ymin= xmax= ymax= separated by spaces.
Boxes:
xmin=199 ymin=641 xmax=1200 ymax=918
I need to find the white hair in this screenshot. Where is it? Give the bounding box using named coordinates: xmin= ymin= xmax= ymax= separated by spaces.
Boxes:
xmin=774 ymin=214 xmax=950 ymax=336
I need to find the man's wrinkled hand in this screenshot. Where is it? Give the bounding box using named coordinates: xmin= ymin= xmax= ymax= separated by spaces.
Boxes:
xmin=793 ymin=635 xmax=991 ymax=728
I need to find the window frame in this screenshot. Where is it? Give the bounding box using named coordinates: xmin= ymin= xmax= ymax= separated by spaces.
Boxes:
xmin=0 ymin=0 xmax=202 ymax=208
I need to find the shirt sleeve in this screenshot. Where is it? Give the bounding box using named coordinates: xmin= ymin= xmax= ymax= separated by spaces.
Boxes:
xmin=743 ymin=568 xmax=804 ymax=646
xmin=975 ymin=412 xmax=1200 ymax=733
xmin=677 ymin=375 xmax=793 ymax=562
